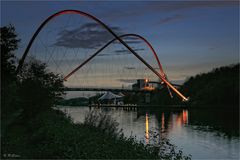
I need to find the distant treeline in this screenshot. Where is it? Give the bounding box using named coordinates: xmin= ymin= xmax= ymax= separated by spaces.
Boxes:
xmin=150 ymin=64 xmax=239 ymax=108
xmin=182 ymin=64 xmax=239 ymax=107
xmin=57 ymin=93 xmax=103 ymax=106
xmin=57 ymin=97 xmax=89 ymax=106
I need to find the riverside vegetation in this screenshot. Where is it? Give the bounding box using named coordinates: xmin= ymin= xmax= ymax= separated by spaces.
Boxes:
xmin=1 ymin=25 xmax=190 ymax=159
xmin=147 ymin=63 xmax=239 ymax=107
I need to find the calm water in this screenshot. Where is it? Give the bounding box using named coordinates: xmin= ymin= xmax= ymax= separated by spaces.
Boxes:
xmin=59 ymin=106 xmax=239 ymax=159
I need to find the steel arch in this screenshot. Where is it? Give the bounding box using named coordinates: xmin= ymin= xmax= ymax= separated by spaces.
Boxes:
xmin=16 ymin=9 xmax=188 ymax=101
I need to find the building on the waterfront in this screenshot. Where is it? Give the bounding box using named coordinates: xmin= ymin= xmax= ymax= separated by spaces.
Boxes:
xmin=132 ymin=79 xmax=146 ymax=90
xmin=132 ymin=79 xmax=161 ymax=91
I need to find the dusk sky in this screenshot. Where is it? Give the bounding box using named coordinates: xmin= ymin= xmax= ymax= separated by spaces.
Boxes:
xmin=1 ymin=1 xmax=239 ymax=87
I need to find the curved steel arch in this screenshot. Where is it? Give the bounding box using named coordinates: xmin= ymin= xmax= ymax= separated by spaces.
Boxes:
xmin=63 ymin=33 xmax=174 ymax=99
xmin=16 ymin=9 xmax=188 ymax=101
xmin=64 ymin=33 xmax=167 ymax=81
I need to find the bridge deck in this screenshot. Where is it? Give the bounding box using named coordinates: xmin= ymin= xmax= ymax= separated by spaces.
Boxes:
xmin=63 ymin=87 xmax=156 ymax=92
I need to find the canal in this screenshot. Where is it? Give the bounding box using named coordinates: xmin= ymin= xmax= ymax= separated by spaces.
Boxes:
xmin=59 ymin=106 xmax=239 ymax=159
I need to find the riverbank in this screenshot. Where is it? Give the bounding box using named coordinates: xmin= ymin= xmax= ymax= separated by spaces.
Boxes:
xmin=59 ymin=106 xmax=239 ymax=159
xmin=2 ymin=108 xmax=190 ymax=159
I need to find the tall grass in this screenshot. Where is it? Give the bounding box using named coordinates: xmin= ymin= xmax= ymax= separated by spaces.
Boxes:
xmin=84 ymin=109 xmax=122 ymax=137
xmin=83 ymin=109 xmax=191 ymax=159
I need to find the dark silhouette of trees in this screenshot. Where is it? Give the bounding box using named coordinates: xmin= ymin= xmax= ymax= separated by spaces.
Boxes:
xmin=1 ymin=24 xmax=65 ymax=119
xmin=18 ymin=59 xmax=65 ymax=117
xmin=1 ymin=25 xmax=20 ymax=115
xmin=1 ymin=25 xmax=19 ymax=77
xmin=182 ymin=64 xmax=239 ymax=107
xmin=149 ymin=64 xmax=239 ymax=107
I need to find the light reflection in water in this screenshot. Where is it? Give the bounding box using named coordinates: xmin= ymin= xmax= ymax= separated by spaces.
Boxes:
xmin=182 ymin=110 xmax=188 ymax=124
xmin=161 ymin=112 xmax=165 ymax=132
xmin=176 ymin=113 xmax=182 ymax=127
xmin=145 ymin=113 xmax=149 ymax=143
xmin=174 ymin=109 xmax=189 ymax=127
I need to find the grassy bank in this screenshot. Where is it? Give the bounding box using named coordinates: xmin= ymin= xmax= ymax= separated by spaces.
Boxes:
xmin=2 ymin=108 xmax=190 ymax=159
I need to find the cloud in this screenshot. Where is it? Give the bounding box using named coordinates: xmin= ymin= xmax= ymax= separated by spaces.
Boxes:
xmin=54 ymin=23 xmax=122 ymax=49
xmin=209 ymin=47 xmax=216 ymax=51
xmin=158 ymin=14 xmax=185 ymax=25
xmin=96 ymin=48 xmax=145 ymax=57
xmin=113 ymin=40 xmax=142 ymax=45
xmin=113 ymin=36 xmax=142 ymax=44
xmin=115 ymin=48 xmax=144 ymax=54
xmin=122 ymin=36 xmax=140 ymax=40
xmin=54 ymin=23 xmax=143 ymax=49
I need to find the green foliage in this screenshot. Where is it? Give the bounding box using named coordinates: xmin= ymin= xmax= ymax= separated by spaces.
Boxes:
xmin=2 ymin=109 xmax=157 ymax=159
xmin=147 ymin=64 xmax=239 ymax=107
xmin=0 ymin=24 xmax=20 ymax=79
xmin=88 ymin=93 xmax=102 ymax=104
xmin=182 ymin=64 xmax=239 ymax=107
xmin=123 ymin=92 xmax=144 ymax=104
xmin=1 ymin=25 xmax=20 ymax=114
xmin=146 ymin=131 xmax=191 ymax=160
xmin=1 ymin=24 xmax=65 ymax=133
xmin=17 ymin=59 xmax=65 ymax=116
xmin=57 ymin=97 xmax=89 ymax=106
xmin=150 ymin=88 xmax=181 ymax=105
xmin=1 ymin=25 xmax=21 ymax=137
xmin=84 ymin=109 xmax=122 ymax=136
xmin=2 ymin=108 xmax=191 ymax=159
xmin=83 ymin=110 xmax=191 ymax=159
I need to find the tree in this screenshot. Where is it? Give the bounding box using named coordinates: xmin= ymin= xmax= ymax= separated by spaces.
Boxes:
xmin=1 ymin=24 xmax=65 ymax=118
xmin=1 ymin=25 xmax=20 ymax=80
xmin=17 ymin=59 xmax=65 ymax=117
xmin=1 ymin=25 xmax=20 ymax=114
xmin=181 ymin=64 xmax=239 ymax=107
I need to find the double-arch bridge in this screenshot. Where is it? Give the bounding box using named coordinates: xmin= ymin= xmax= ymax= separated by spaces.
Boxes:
xmin=16 ymin=9 xmax=188 ymax=101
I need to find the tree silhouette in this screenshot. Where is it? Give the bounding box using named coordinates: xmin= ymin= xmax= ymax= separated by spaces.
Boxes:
xmin=18 ymin=59 xmax=65 ymax=117
xmin=1 ymin=25 xmax=20 ymax=114
xmin=1 ymin=24 xmax=65 ymax=118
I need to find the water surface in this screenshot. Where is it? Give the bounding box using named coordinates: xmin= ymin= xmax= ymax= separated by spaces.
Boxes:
xmin=59 ymin=106 xmax=239 ymax=159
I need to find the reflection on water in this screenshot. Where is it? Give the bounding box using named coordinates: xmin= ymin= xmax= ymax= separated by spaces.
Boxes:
xmin=161 ymin=113 xmax=165 ymax=132
xmin=183 ymin=110 xmax=188 ymax=124
xmin=60 ymin=106 xmax=239 ymax=159
xmin=145 ymin=113 xmax=149 ymax=143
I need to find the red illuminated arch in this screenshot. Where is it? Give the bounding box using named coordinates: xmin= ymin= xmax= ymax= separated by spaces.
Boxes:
xmin=16 ymin=9 xmax=188 ymax=101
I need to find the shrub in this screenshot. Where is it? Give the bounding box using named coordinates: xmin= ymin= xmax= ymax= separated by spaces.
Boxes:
xmin=84 ymin=110 xmax=191 ymax=159
xmin=17 ymin=58 xmax=65 ymax=117
xmin=84 ymin=109 xmax=122 ymax=137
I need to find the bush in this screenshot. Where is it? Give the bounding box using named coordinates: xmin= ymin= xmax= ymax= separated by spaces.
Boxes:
xmin=84 ymin=110 xmax=191 ymax=159
xmin=84 ymin=109 xmax=122 ymax=137
xmin=17 ymin=58 xmax=65 ymax=117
